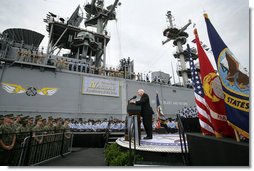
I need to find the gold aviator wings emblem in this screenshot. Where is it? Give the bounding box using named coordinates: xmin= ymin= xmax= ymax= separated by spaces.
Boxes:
xmin=37 ymin=87 xmax=58 ymax=96
xmin=1 ymin=83 xmax=26 ymax=94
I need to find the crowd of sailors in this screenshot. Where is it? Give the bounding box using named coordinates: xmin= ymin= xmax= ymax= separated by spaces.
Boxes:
xmin=158 ymin=117 xmax=178 ymax=134
xmin=16 ymin=48 xmax=45 ymax=64
xmin=0 ymin=114 xmax=71 ymax=166
xmin=0 ymin=113 xmax=179 ymax=134
xmin=69 ymin=117 xmax=179 ymax=133
xmin=15 ymin=47 xmax=172 ymax=85
xmin=52 ymin=57 xmax=172 ymax=84
xmin=0 ymin=107 xmax=196 ymax=141
xmin=0 ymin=109 xmax=198 ymax=166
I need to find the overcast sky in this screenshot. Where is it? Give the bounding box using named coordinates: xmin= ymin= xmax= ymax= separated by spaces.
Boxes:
xmin=0 ymin=0 xmax=250 ymax=81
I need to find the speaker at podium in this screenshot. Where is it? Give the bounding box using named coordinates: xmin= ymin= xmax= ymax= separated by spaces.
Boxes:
xmin=127 ymin=95 xmax=141 ymax=115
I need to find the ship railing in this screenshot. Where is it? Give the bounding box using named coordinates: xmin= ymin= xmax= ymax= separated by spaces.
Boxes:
xmin=126 ymin=115 xmax=139 ymax=166
xmin=14 ymin=60 xmax=56 ymax=69
xmin=176 ymin=114 xmax=190 ymax=166
xmin=0 ymin=129 xmax=73 ymax=166
xmin=103 ymin=121 xmax=111 ymax=148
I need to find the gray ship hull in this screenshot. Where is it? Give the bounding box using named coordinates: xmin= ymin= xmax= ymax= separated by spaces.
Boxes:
xmin=0 ymin=64 xmax=195 ymax=120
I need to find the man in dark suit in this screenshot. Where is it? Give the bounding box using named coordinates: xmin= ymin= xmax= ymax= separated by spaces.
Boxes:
xmin=130 ymin=89 xmax=154 ymax=139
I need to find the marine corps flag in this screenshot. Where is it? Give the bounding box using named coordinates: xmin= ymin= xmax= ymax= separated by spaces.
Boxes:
xmin=204 ymin=13 xmax=249 ymax=138
xmin=194 ymin=28 xmax=234 ymax=138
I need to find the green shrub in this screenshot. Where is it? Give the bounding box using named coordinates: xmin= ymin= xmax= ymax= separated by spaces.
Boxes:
xmin=104 ymin=143 xmax=143 ymax=166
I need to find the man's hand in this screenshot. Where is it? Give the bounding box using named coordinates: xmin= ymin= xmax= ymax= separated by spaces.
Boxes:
xmin=129 ymin=99 xmax=136 ymax=104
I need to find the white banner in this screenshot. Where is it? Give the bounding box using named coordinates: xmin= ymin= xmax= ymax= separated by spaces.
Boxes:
xmin=82 ymin=77 xmax=119 ymax=97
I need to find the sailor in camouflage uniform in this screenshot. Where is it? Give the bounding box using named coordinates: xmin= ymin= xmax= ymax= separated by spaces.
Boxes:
xmin=32 ymin=116 xmax=44 ymax=144
xmin=26 ymin=116 xmax=35 ymax=132
xmin=43 ymin=116 xmax=55 ymax=159
xmin=13 ymin=114 xmax=23 ymax=132
xmin=0 ymin=114 xmax=16 ymax=166
xmin=9 ymin=115 xmax=30 ymax=165
xmin=54 ymin=118 xmax=64 ymax=156
xmin=63 ymin=118 xmax=71 ymax=154
xmin=29 ymin=115 xmax=44 ymax=164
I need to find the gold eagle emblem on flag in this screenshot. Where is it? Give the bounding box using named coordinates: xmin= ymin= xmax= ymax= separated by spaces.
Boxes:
xmin=203 ymin=73 xmax=224 ymax=102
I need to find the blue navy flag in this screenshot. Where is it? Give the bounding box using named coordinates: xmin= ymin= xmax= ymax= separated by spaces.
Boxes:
xmin=156 ymin=92 xmax=164 ymax=116
xmin=187 ymin=44 xmax=214 ymax=135
xmin=155 ymin=92 xmax=166 ymax=129
xmin=204 ymin=13 xmax=249 ymax=138
xmin=156 ymin=92 xmax=165 ymax=119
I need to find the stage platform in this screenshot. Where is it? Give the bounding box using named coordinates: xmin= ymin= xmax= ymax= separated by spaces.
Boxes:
xmin=116 ymin=133 xmax=185 ymax=153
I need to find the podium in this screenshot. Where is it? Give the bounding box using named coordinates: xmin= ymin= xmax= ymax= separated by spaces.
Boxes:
xmin=125 ymin=103 xmax=141 ymax=144
xmin=127 ymin=103 xmax=141 ymax=115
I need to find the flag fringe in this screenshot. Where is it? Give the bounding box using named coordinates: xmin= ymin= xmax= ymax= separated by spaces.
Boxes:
xmin=214 ymin=132 xmax=222 ymax=138
xmin=227 ymin=121 xmax=249 ymax=139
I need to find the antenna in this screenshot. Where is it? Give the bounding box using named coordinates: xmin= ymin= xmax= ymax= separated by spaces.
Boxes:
xmin=162 ymin=11 xmax=192 ymax=87
xmin=171 ymin=61 xmax=176 ymax=84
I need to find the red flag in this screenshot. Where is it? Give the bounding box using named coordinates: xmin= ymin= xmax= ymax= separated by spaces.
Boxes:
xmin=194 ymin=28 xmax=234 ymax=138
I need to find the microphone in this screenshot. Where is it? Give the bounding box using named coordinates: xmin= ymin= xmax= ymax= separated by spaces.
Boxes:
xmin=129 ymin=95 xmax=137 ymax=101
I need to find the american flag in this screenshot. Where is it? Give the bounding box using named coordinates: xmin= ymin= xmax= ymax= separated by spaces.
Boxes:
xmin=187 ymin=44 xmax=214 ymax=135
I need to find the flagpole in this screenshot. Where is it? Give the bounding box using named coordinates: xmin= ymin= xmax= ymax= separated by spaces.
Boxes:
xmin=233 ymin=129 xmax=240 ymax=142
xmin=171 ymin=61 xmax=176 ymax=84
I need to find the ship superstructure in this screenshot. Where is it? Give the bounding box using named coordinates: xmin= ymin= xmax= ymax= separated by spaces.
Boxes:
xmin=44 ymin=0 xmax=120 ymax=69
xmin=0 ymin=1 xmax=195 ymax=120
